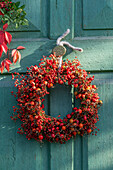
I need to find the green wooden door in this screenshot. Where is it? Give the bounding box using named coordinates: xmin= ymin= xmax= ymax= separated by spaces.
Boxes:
xmin=0 ymin=0 xmax=113 ymax=170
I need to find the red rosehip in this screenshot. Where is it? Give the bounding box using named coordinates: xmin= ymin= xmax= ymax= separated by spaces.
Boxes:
xmin=73 ymin=123 xmax=77 ymax=126
xmin=92 ymin=85 xmax=96 ymax=89
xmin=60 ymin=134 xmax=64 ymax=138
xmin=39 ymin=135 xmax=43 ymax=140
xmin=56 ymin=138 xmax=59 ymax=142
xmin=56 ymin=121 xmax=60 ymax=125
xmin=78 ymin=94 xmax=81 ymax=98
xmin=93 ymin=119 xmax=97 ymax=123
xmin=66 ymin=114 xmax=71 ymax=119
xmin=62 ymin=126 xmax=66 ymax=130
xmin=29 ymin=79 xmax=34 ymax=84
xmin=44 ymin=81 xmax=48 ymax=85
xmin=79 ymin=123 xmax=83 ymax=129
xmin=51 ymin=134 xmax=55 ymax=138
xmin=73 ymin=131 xmax=77 ymax=136
xmin=82 ymin=94 xmax=85 ymax=98
xmin=78 ymin=109 xmax=82 ymax=114
xmin=74 ymin=91 xmax=77 ymax=96
xmin=74 ymin=84 xmax=78 ymax=88
xmin=87 ymin=129 xmax=92 ymax=133
xmin=48 ymin=83 xmax=53 ymax=88
xmin=71 ymin=75 xmax=75 ymax=79
xmin=84 ymin=115 xmax=87 ymax=120
xmin=30 ymin=101 xmax=35 ymax=105
xmin=69 ymin=119 xmax=73 ymax=123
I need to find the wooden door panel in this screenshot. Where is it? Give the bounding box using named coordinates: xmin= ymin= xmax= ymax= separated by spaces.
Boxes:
xmin=1 ymin=74 xmax=112 ymax=169
xmin=88 ymin=74 xmax=113 ymax=170
xmin=8 ymin=0 xmax=41 ymax=31
xmin=75 ymin=0 xmax=113 ymax=36
xmin=50 ymin=84 xmax=74 ymax=170
xmin=83 ymin=0 xmax=113 ymax=29
xmin=0 ymin=76 xmax=50 ymax=170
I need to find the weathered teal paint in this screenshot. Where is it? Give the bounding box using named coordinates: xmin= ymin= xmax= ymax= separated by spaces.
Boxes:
xmin=83 ymin=0 xmax=113 ymax=29
xmin=0 ymin=0 xmax=113 ymax=169
xmin=0 ymin=73 xmax=112 ymax=170
xmin=50 ymin=0 xmax=74 ymax=39
xmin=1 ymin=38 xmax=112 ymax=73
xmin=7 ymin=0 xmax=41 ymax=31
xmin=7 ymin=0 xmax=49 ymax=37
xmin=88 ymin=73 xmax=113 ymax=170
xmin=50 ymin=85 xmax=74 ymax=170
xmin=75 ymin=0 xmax=113 ymax=36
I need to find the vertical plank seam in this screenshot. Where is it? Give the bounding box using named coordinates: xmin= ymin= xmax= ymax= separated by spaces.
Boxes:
xmin=56 ymin=0 xmax=58 ymax=9
xmin=72 ymin=139 xmax=74 ymax=170
xmin=81 ymin=0 xmax=84 ymax=31
xmin=48 ymin=143 xmax=51 ymax=170
xmin=82 ymin=137 xmax=88 ymax=170
xmin=72 ymin=0 xmax=75 ymax=39
xmin=47 ymin=0 xmax=50 ymax=38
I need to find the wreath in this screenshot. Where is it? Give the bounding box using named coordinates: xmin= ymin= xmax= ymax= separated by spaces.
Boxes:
xmin=11 ymin=54 xmax=102 ymax=144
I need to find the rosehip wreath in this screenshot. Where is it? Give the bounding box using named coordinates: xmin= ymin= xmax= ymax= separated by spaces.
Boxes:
xmin=11 ymin=54 xmax=102 ymax=144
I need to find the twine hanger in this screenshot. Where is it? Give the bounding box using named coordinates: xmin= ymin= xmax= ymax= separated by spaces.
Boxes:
xmin=57 ymin=29 xmax=83 ymax=52
xmin=53 ymin=29 xmax=83 ymax=69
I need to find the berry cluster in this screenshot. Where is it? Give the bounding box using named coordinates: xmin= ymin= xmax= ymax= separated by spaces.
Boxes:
xmin=0 ymin=1 xmax=13 ymax=16
xmin=0 ymin=0 xmax=28 ymax=28
xmin=11 ymin=54 xmax=102 ymax=144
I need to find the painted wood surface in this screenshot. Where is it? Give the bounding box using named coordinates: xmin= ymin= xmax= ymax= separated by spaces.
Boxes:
xmin=7 ymin=0 xmax=41 ymax=31
xmin=75 ymin=0 xmax=113 ymax=36
xmin=50 ymin=0 xmax=74 ymax=39
xmin=1 ymin=0 xmax=113 ymax=169
xmin=1 ymin=38 xmax=113 ymax=73
xmin=7 ymin=0 xmax=49 ymax=37
xmin=0 ymin=73 xmax=113 ymax=170
xmin=6 ymin=0 xmax=113 ymax=37
xmin=88 ymin=73 xmax=113 ymax=170
xmin=83 ymin=0 xmax=113 ymax=29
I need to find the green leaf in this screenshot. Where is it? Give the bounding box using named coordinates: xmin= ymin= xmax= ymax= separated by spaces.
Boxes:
xmin=13 ymin=3 xmax=16 ymax=8
xmin=24 ymin=19 xmax=28 ymax=25
xmin=4 ymin=18 xmax=9 ymax=21
xmin=0 ymin=15 xmax=2 ymax=20
xmin=8 ymin=20 xmax=10 ymax=25
xmin=20 ymin=5 xmax=25 ymax=10
xmin=15 ymin=1 xmax=20 ymax=7
xmin=22 ymin=11 xmax=26 ymax=15
xmin=0 ymin=9 xmax=4 ymax=14
xmin=8 ymin=10 xmax=14 ymax=14
xmin=4 ymin=14 xmax=10 ymax=19
xmin=16 ymin=23 xmax=19 ymax=28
